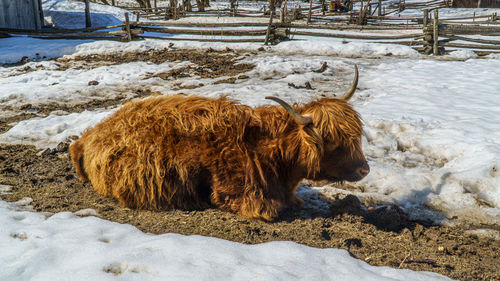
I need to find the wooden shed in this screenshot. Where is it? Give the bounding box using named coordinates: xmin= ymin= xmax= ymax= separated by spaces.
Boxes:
xmin=0 ymin=0 xmax=43 ymax=30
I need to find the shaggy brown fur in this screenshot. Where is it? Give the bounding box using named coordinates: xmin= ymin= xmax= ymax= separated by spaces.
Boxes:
xmin=69 ymin=95 xmax=368 ymax=221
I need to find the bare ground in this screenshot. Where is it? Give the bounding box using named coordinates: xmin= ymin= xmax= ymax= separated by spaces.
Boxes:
xmin=1 ymin=50 xmax=499 ymax=281
xmin=0 ymin=144 xmax=498 ymax=280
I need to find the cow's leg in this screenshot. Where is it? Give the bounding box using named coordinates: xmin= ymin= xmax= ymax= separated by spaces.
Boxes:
xmin=285 ymin=181 xmax=303 ymax=209
xmin=238 ymin=192 xmax=283 ymax=221
xmin=287 ymin=193 xmax=304 ymax=209
xmin=212 ymin=188 xmax=284 ymax=221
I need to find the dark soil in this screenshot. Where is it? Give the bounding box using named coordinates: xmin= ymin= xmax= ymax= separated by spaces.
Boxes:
xmin=0 ymin=144 xmax=498 ymax=281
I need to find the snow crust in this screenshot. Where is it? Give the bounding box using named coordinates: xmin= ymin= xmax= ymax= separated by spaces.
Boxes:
xmin=0 ymin=200 xmax=453 ymax=281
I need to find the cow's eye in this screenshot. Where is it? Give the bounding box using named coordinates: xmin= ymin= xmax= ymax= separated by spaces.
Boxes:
xmin=325 ymin=143 xmax=338 ymax=151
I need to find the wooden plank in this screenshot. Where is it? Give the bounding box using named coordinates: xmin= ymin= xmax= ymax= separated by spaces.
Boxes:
xmin=26 ymin=31 xmax=119 ymax=37
xmin=31 ymin=0 xmax=40 ymax=30
xmin=37 ymin=0 xmax=44 ymax=27
xmin=284 ymin=23 xmax=421 ymax=30
xmin=33 ymin=35 xmax=122 ymax=41
xmin=367 ymin=40 xmax=425 ymax=45
xmin=290 ymin=30 xmax=422 ymax=39
xmin=0 ymin=24 xmax=124 ymax=34
xmin=439 ymin=24 xmax=500 ymax=35
xmin=142 ymin=26 xmax=267 ymax=36
xmin=139 ymin=35 xmax=264 ymax=42
xmin=136 ymin=21 xmax=270 ymax=27
xmin=442 ymin=34 xmax=500 ymax=45
xmin=442 ymin=42 xmax=500 ymax=49
xmin=439 ymin=14 xmax=491 ymax=21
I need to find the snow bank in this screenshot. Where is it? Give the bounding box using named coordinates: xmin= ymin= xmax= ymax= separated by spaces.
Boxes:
xmin=0 ymin=110 xmax=112 ymax=148
xmin=0 ymin=60 xmax=183 ymax=109
xmin=0 ymin=200 xmax=453 ymax=281
xmin=355 ymin=58 xmax=500 ymax=225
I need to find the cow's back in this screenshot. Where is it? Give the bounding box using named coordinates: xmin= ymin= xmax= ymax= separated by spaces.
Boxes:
xmin=70 ymin=95 xmax=258 ymax=210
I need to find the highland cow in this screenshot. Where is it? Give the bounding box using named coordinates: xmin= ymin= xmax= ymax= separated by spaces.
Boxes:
xmin=69 ymin=65 xmax=369 ymax=221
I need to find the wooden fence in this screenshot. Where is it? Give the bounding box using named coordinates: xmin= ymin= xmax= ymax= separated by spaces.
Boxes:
xmin=421 ymin=9 xmax=500 ymax=55
xmin=1 ymin=0 xmax=499 ymax=56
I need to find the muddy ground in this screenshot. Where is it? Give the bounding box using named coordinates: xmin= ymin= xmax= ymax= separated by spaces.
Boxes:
xmin=1 ymin=50 xmax=499 ymax=281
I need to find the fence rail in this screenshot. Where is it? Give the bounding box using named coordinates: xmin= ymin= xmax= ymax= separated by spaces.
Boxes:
xmin=1 ymin=0 xmax=499 ymax=56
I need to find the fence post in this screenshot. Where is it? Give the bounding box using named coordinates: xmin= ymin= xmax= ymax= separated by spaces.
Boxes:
xmin=378 ymin=0 xmax=381 ymax=16
xmin=269 ymin=0 xmax=276 ymax=15
xmin=264 ymin=9 xmax=274 ymax=45
xmin=433 ymin=9 xmax=439 ymax=56
xmin=284 ymin=0 xmax=289 ymax=21
xmin=124 ymin=12 xmax=132 ymax=41
xmin=85 ymin=0 xmax=91 ymax=28
xmin=423 ymin=9 xmax=428 ymax=26
xmin=307 ymin=0 xmax=313 ymax=23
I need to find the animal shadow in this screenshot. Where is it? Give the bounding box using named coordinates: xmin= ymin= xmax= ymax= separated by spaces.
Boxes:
xmin=280 ymin=184 xmax=439 ymax=233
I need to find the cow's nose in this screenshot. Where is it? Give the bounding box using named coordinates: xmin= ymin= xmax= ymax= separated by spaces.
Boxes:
xmin=356 ymin=163 xmax=370 ymax=179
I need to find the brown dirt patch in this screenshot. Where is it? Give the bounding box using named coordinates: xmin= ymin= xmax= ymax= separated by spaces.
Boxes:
xmin=0 ymin=113 xmax=38 ymax=134
xmin=0 ymin=144 xmax=498 ymax=281
xmin=57 ymin=48 xmax=255 ymax=79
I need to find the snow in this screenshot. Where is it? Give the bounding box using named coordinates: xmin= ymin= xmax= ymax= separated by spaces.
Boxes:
xmin=0 ymin=200 xmax=453 ymax=281
xmin=0 ymin=185 xmax=13 ymax=194
xmin=0 ymin=0 xmax=499 ymax=279
xmin=0 ymin=110 xmax=113 ymax=148
xmin=354 ymin=58 xmax=500 ymax=225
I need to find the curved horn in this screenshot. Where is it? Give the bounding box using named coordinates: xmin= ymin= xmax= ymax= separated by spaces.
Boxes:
xmin=340 ymin=64 xmax=359 ymax=101
xmin=265 ymin=96 xmax=313 ymax=126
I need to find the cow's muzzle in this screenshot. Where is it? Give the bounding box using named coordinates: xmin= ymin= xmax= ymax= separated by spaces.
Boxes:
xmin=347 ymin=162 xmax=370 ymax=182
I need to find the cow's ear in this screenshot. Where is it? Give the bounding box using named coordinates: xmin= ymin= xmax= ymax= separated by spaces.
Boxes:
xmin=302 ymin=114 xmax=314 ymax=127
xmin=324 ymin=141 xmax=340 ymax=152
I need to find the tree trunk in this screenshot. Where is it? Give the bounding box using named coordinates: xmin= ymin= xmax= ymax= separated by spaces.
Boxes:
xmin=184 ymin=0 xmax=192 ymax=11
xmin=196 ymin=0 xmax=205 ymax=11
xmin=85 ymin=0 xmax=91 ymax=28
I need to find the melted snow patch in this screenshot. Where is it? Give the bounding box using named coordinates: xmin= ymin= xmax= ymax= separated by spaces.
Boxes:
xmin=0 ymin=185 xmax=12 ymax=195
xmin=74 ymin=209 xmax=99 ymax=217
xmin=0 ymin=110 xmax=112 ymax=149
